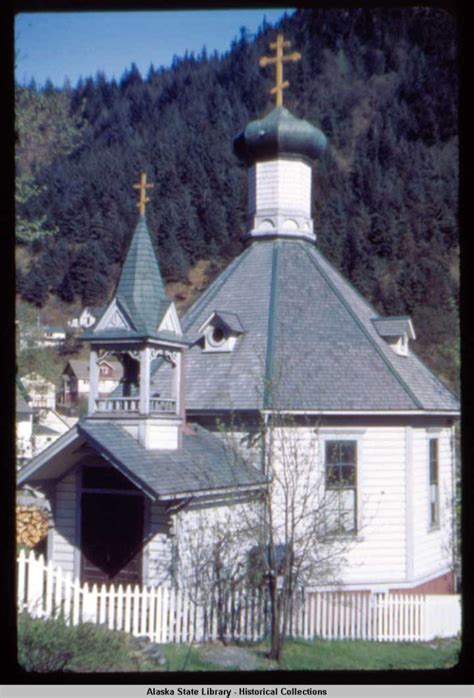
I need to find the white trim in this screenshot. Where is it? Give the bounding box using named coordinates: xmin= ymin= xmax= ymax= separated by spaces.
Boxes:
xmin=94 ymin=298 xmax=131 ymax=332
xmin=157 ymin=482 xmax=267 ymax=502
xmin=197 ymin=311 xmax=218 ymax=337
xmin=260 ymin=409 xmax=460 ymax=417
xmin=74 ymin=466 xmax=81 ymax=580
xmin=319 ymin=428 xmax=367 ymax=435
xmin=89 ymin=337 xmax=187 ymax=349
xmin=17 ymin=427 xmax=80 ymax=485
xmin=159 ymin=303 xmax=182 ymax=337
xmin=143 ymin=497 xmax=151 ymax=585
xmin=306 ymin=566 xmax=453 ymax=593
xmin=405 ymin=426 xmax=415 ymax=582
xmin=319 ymin=432 xmax=364 ymax=535
xmin=427 ymin=434 xmax=441 ymax=531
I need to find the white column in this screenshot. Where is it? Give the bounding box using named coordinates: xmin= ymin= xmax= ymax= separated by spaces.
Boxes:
xmin=139 ymin=346 xmax=151 ymax=415
xmin=173 ymin=351 xmax=182 ymax=418
xmin=88 ymin=350 xmax=99 ymax=415
xmin=405 ymin=426 xmax=415 ymax=582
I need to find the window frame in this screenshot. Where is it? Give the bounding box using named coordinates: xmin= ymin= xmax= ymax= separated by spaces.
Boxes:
xmin=428 ymin=437 xmax=440 ymax=530
xmin=320 ymin=433 xmax=363 ymax=537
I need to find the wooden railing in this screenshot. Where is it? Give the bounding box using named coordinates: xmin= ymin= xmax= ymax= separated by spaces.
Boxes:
xmin=149 ymin=398 xmax=176 ymax=413
xmin=95 ymin=397 xmax=176 ymax=414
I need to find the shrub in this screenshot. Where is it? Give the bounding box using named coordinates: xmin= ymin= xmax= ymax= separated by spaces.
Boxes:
xmin=18 ymin=611 xmax=74 ymax=672
xmin=17 ymin=612 xmax=132 ymax=673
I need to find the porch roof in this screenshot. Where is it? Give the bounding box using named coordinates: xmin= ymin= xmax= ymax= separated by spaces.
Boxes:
xmin=78 ymin=421 xmax=266 ymax=498
xmin=17 ymin=420 xmax=267 ymax=501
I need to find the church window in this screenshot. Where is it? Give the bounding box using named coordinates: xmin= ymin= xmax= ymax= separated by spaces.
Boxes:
xmin=325 ymin=440 xmax=357 ymax=534
xmin=199 ymin=311 xmax=244 ymax=353
xmin=429 ymin=439 xmax=439 ymax=529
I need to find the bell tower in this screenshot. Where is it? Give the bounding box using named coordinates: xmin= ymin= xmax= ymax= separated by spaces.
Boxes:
xmin=81 ymin=173 xmax=188 ymax=450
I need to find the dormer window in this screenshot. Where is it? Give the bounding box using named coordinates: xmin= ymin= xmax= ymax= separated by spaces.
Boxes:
xmin=372 ymin=317 xmax=416 ymax=357
xmin=209 ymin=326 xmax=226 ymax=347
xmin=198 ymin=311 xmax=244 ymax=353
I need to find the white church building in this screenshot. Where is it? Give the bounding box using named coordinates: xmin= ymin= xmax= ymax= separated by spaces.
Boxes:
xmin=18 ymin=40 xmax=459 ymax=595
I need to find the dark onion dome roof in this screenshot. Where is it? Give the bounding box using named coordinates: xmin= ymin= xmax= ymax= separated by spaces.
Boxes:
xmin=233 ymin=106 xmax=327 ymax=164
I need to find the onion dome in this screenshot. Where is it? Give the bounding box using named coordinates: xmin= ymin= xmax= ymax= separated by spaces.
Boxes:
xmin=233 ymin=106 xmax=327 ymax=164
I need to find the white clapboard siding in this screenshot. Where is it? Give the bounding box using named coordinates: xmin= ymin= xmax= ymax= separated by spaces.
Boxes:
xmin=50 ymin=470 xmax=77 ymax=576
xmin=252 ymin=160 xmax=311 ymax=215
xmin=412 ymin=428 xmax=453 ymax=580
xmin=145 ymin=502 xmax=173 ymax=586
xmin=17 ymin=553 xmax=461 ymax=643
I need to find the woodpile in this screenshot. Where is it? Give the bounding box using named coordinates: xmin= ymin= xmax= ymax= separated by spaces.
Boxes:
xmin=16 ymin=505 xmax=49 ymax=548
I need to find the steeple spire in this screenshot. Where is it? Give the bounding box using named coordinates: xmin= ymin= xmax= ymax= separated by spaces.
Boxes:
xmin=259 ymin=33 xmax=301 ymax=107
xmin=81 ymin=171 xmax=188 ymax=449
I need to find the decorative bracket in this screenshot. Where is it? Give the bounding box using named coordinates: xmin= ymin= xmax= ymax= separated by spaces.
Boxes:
xmin=97 ymin=350 xmax=111 ymax=364
xmin=150 ymin=348 xmax=178 ymax=367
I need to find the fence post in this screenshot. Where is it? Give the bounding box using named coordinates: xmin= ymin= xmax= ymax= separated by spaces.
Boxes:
xmin=44 ymin=560 xmax=54 ymax=618
xmin=26 ymin=551 xmax=44 ymax=617
xmin=17 ymin=550 xmax=26 ymax=611
xmin=108 ymin=584 xmax=116 ymax=631
xmin=63 ymin=572 xmax=72 ymax=624
xmin=82 ymin=583 xmax=98 ymax=623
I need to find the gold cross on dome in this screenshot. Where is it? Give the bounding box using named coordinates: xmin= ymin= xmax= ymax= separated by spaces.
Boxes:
xmin=259 ymin=33 xmax=301 ymax=107
xmin=133 ymin=172 xmax=154 ymax=216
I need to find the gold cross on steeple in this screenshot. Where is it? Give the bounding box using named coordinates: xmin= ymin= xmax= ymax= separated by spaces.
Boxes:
xmin=259 ymin=33 xmax=301 ymax=107
xmin=133 ymin=172 xmax=154 ymax=216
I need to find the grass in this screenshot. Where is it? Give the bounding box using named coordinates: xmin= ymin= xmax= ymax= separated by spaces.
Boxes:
xmin=265 ymin=637 xmax=461 ymax=671
xmin=17 ymin=613 xmax=461 ymax=673
xmin=156 ymin=637 xmax=461 ymax=672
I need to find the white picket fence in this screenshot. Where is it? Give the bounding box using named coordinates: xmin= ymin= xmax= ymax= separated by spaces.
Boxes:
xmin=17 ymin=551 xmax=461 ymax=643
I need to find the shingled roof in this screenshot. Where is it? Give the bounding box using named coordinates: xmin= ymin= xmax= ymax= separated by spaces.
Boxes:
xmin=150 ymin=238 xmax=459 ymax=414
xmin=80 ymin=421 xmax=265 ymax=497
xmin=115 ymin=214 xmax=171 ymax=334
xmin=17 ymin=420 xmax=266 ymax=498
xmin=83 ymin=215 xmax=174 ymax=343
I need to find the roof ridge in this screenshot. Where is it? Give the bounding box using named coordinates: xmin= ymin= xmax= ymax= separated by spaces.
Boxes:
xmin=400 ymin=346 xmax=460 ymax=404
xmin=263 ymin=241 xmax=281 ymax=409
xmin=310 ymin=244 xmax=379 ymax=316
xmin=299 ymin=242 xmax=423 ymax=410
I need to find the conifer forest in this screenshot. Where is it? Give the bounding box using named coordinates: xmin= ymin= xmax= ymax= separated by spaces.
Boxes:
xmin=15 ymin=8 xmax=459 ymax=393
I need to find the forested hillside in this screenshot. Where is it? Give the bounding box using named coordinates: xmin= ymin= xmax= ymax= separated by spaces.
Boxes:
xmin=15 ymin=7 xmax=459 ymax=392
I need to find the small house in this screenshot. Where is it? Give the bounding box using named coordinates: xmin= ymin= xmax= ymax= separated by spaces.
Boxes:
xmin=61 ymin=358 xmax=124 ymax=405
xmin=21 ymin=373 xmax=56 ymax=410
xmin=68 ymin=306 xmax=106 ymax=330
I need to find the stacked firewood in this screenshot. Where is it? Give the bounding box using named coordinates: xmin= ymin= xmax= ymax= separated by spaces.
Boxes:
xmin=16 ymin=505 xmax=49 ymax=548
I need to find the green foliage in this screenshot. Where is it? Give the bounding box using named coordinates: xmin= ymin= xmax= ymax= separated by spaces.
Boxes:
xmin=17 ymin=612 xmax=132 ymax=673
xmin=15 ymin=85 xmax=85 ymax=246
xmin=18 ymin=612 xmax=74 ymax=672
xmin=17 ymin=346 xmax=65 ymax=388
xmin=17 ymin=611 xmax=460 ymax=672
xmin=15 ymin=8 xmax=458 ymax=390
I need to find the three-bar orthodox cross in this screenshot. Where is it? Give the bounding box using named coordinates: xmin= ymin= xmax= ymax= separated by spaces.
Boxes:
xmin=259 ymin=33 xmax=301 ymax=107
xmin=133 ymin=172 xmax=154 ymax=216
